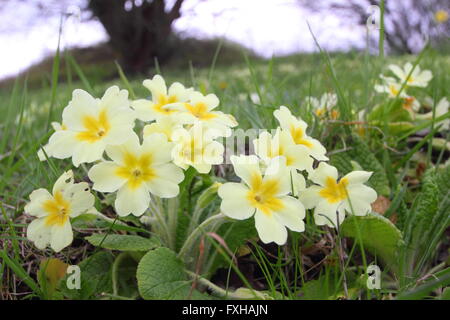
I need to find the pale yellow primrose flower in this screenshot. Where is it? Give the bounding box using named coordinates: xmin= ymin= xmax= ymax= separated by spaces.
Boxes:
xmin=273 ymin=106 xmax=328 ymax=161
xmin=374 ymin=75 xmax=408 ymax=98
xmin=25 ymin=170 xmax=95 ymax=252
xmin=44 ymin=86 xmax=136 ymax=167
xmin=253 ymin=129 xmax=310 ymax=195
xmin=254 ymin=129 xmax=313 ymax=172
xmin=131 ymin=74 xmax=193 ymax=122
xmin=143 ymin=114 xmax=194 ymax=142
xmin=38 ymin=122 xmax=67 ymax=161
xmin=88 ymin=132 xmax=184 ymax=217
xmin=218 ymin=155 xmax=305 ymax=245
xmin=170 ymin=91 xmax=238 ymax=137
xmin=388 ymin=63 xmax=432 ymax=88
xmin=305 ymin=93 xmax=338 ymax=118
xmin=299 ymin=162 xmax=377 ymax=228
xmin=171 ymin=123 xmax=224 ymax=174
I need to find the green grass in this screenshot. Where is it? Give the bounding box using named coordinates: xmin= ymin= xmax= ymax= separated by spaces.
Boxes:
xmin=0 ymin=46 xmax=449 ymax=300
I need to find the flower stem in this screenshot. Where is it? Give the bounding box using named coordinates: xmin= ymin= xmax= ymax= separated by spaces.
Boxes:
xmin=177 ymin=213 xmax=225 ymax=261
xmin=166 ymin=197 xmax=179 ymax=250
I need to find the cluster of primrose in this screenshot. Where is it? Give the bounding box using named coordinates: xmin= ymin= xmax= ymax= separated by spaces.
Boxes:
xmin=26 ymin=74 xmax=378 ymax=253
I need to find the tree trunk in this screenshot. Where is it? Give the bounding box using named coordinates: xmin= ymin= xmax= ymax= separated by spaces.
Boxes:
xmin=88 ymin=0 xmax=184 ymax=73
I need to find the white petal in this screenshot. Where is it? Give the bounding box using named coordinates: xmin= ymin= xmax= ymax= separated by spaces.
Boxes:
xmin=298 ymin=185 xmax=321 ymax=209
xmin=253 ymin=131 xmax=272 ymax=160
xmin=230 ymin=155 xmax=261 ymax=186
xmin=38 ymin=141 xmax=58 ymax=161
xmin=343 ymin=171 xmax=373 ymax=184
xmin=291 ymin=170 xmax=306 ymax=197
xmin=285 ymin=145 xmax=314 ymax=171
xmin=309 ymin=162 xmax=338 ymax=186
xmin=305 ymin=138 xmax=328 ymax=161
xmin=50 ymin=222 xmax=73 ymax=252
xmin=71 ymin=141 xmax=105 ymax=167
xmin=52 ymin=170 xmax=74 ymax=194
xmin=146 ymin=163 xmax=184 ymax=198
xmin=168 ymin=82 xmax=191 ymax=102
xmin=418 ymin=70 xmax=432 ymax=84
xmin=25 ymin=189 xmax=53 ymax=217
xmin=105 ymin=132 xmax=141 ymax=165
xmin=274 ymin=196 xmax=305 ymax=232
xmin=273 ymin=106 xmax=303 ymax=131
xmin=115 ymin=183 xmax=150 ymax=217
xmin=202 ymin=141 xmax=224 ymax=165
xmin=389 ymin=64 xmax=405 ymax=80
xmin=143 ymin=75 xmax=167 ymax=100
xmin=314 ymin=200 xmax=343 ymax=228
xmin=27 ymin=218 xmax=51 ymax=250
xmin=204 ymin=94 xmax=220 ymax=111
xmin=46 ymin=130 xmax=78 ymax=160
xmin=218 ymin=183 xmax=255 ymax=220
xmin=343 ymin=197 xmax=372 ymax=216
xmin=192 ymin=163 xmax=212 ymax=174
xmin=254 ymin=211 xmax=287 ymax=245
xmin=263 ymin=157 xmax=291 ymax=196
xmin=131 ymin=99 xmax=154 ymax=122
xmin=88 ymin=161 xmax=126 ymax=192
xmin=103 ymin=125 xmax=137 ymax=147
xmin=62 ymin=89 xmax=98 ymax=131
xmin=347 ymin=184 xmax=377 ymax=203
xmin=142 ymin=133 xmax=173 ymax=165
xmin=64 ymin=183 xmax=95 ymax=217
xmin=100 ymin=86 xmax=129 ymax=115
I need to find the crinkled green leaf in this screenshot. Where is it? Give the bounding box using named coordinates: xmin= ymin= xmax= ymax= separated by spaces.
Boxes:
xmin=435 ymin=165 xmax=450 ymax=198
xmin=409 ymin=169 xmax=439 ymax=240
xmin=341 ymin=212 xmax=404 ymax=269
xmin=136 ymin=247 xmax=209 ymax=300
xmin=85 ymin=234 xmax=160 ymax=251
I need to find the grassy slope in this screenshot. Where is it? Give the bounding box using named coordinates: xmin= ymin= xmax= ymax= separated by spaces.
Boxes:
xmin=0 ymin=46 xmax=449 ymax=299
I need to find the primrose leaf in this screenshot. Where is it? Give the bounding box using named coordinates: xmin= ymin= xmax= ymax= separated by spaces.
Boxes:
xmin=85 ymin=234 xmax=160 ymax=251
xmin=136 ymin=247 xmax=210 ymax=300
xmin=341 ymin=212 xmax=404 ymax=271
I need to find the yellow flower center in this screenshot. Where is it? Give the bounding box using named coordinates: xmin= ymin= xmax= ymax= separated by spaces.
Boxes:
xmin=266 ymin=144 xmax=294 ymax=166
xmin=115 ymin=152 xmax=155 ymax=189
xmin=43 ymin=192 xmax=71 ymax=226
xmin=185 ymin=102 xmax=217 ymax=120
xmin=389 ymin=84 xmax=399 ymax=96
xmin=319 ymin=177 xmax=349 ymax=203
xmin=246 ymin=173 xmax=284 ymax=215
xmin=153 ymin=94 xmax=178 ymax=115
xmin=290 ymin=125 xmax=313 ymax=148
xmin=76 ymin=109 xmax=111 ymax=143
xmin=315 ymin=108 xmax=326 ymax=117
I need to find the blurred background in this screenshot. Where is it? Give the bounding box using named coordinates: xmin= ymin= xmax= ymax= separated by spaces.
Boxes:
xmin=0 ymin=0 xmax=449 ymax=82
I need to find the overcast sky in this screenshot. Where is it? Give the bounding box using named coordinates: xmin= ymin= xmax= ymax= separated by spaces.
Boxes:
xmin=0 ymin=0 xmax=368 ymax=80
